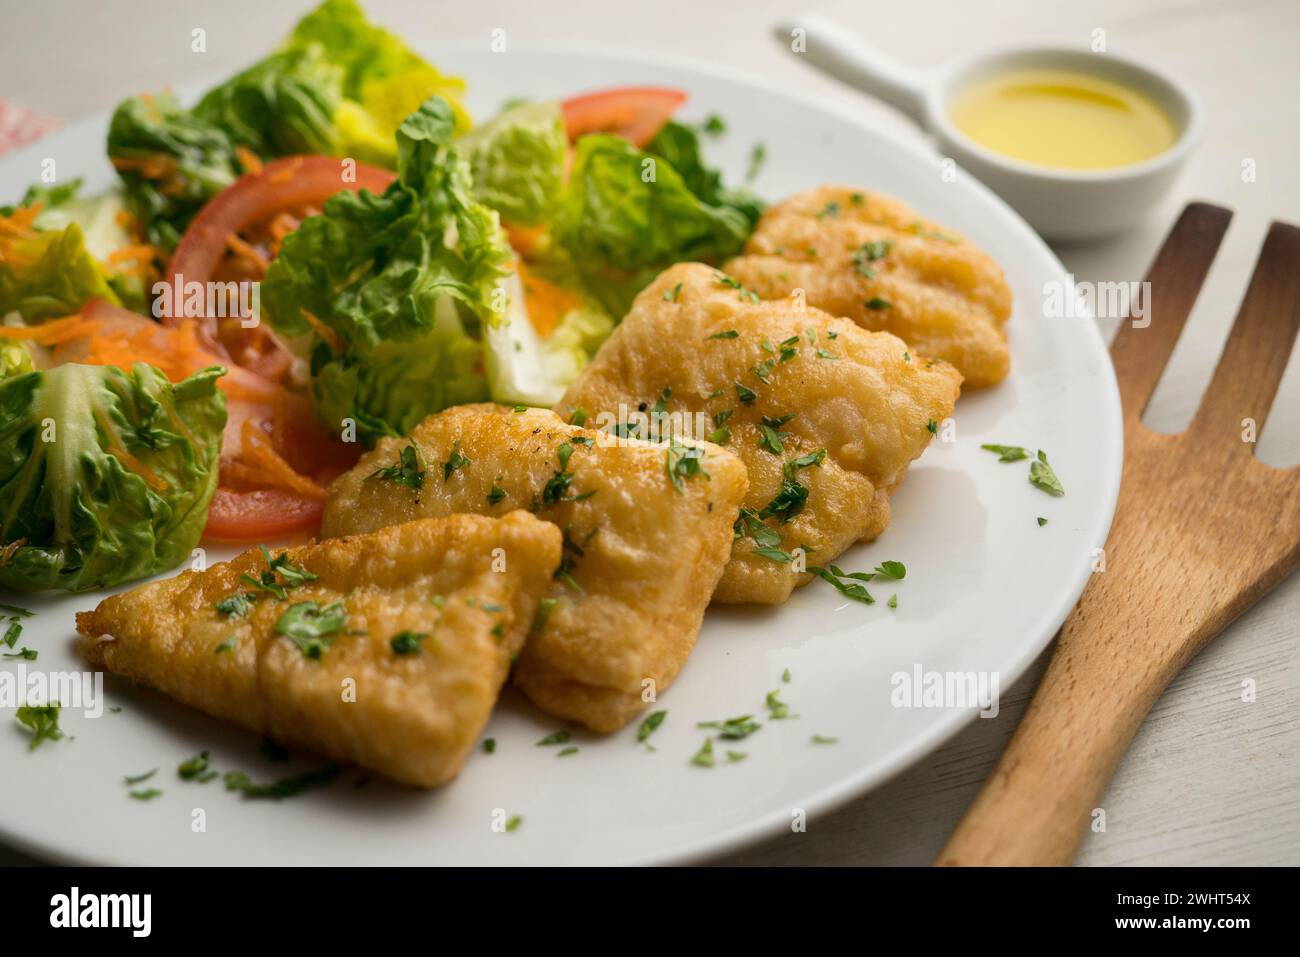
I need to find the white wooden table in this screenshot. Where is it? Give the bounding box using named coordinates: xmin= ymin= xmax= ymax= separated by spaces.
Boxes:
xmin=1 ymin=0 xmax=1295 ymax=866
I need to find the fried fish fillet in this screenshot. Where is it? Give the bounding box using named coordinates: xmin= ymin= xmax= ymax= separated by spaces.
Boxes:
xmin=78 ymin=512 xmax=561 ymax=788
xmin=322 ymin=404 xmax=748 ymax=733
xmin=724 ymin=186 xmax=1012 ymax=387
xmin=558 ymin=262 xmax=962 ymax=605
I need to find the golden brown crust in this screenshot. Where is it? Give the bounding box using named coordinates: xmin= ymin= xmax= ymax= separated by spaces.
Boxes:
xmin=558 ymin=262 xmax=962 ymax=604
xmin=79 ymin=512 xmax=561 ymax=787
xmin=322 ymin=404 xmax=749 ymax=732
xmin=725 ymin=186 xmax=1011 ymax=387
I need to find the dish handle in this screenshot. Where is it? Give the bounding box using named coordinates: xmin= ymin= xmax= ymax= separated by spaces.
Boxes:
xmin=773 ymin=15 xmax=931 ymax=127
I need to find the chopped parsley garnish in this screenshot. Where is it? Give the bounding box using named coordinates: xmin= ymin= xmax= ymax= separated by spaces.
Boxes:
xmin=390 ymin=630 xmax=430 ymax=655
xmin=274 ymin=600 xmax=347 ymax=659
xmin=0 ymin=603 xmax=32 ymax=619
xmin=782 ymin=668 xmax=792 ymax=683
xmin=874 ymin=560 xmax=906 ymax=580
xmin=2 ymin=621 xmax=21 ymax=649
xmin=637 ymin=710 xmax=667 ymax=743
xmin=811 ymin=735 xmax=838 ymax=745
xmin=808 ymin=565 xmax=875 ymax=604
xmin=816 ymin=200 xmax=840 ymax=219
xmin=216 ymin=592 xmax=256 ymax=618
xmin=537 ymin=730 xmax=571 ymax=746
xmin=691 ymin=737 xmax=716 ymax=767
xmin=223 ymin=763 xmax=339 ymax=800
xmin=1029 ymin=450 xmax=1065 ymax=496
xmin=735 ymin=382 xmax=757 ymax=404
xmin=759 ymin=478 xmax=808 ymax=523
xmin=926 ymin=419 xmax=938 ymax=434
xmin=1038 ymin=517 xmax=1049 ymax=527
xmin=981 ymin=443 xmax=1030 ymax=462
xmin=726 ymin=750 xmax=748 ymax=762
xmin=707 ymin=329 xmax=739 ymax=340
xmin=852 ymin=239 xmax=894 ymax=278
xmin=512 ymin=404 xmax=528 ymax=413
xmin=766 ymin=690 xmax=793 ymax=720
xmin=505 ymin=814 xmax=523 ymax=832
xmin=3 ymin=648 xmax=36 ymax=661
xmin=483 ymin=738 xmax=496 ymax=754
xmin=752 ymin=358 xmax=775 ymax=382
xmin=130 ymin=789 xmax=163 ymax=801
xmin=866 ymin=297 xmax=892 ymax=310
xmin=666 ymin=438 xmax=708 ymax=492
xmin=753 ymin=545 xmax=794 ymax=563
xmin=215 ymin=634 xmax=237 ymax=655
xmin=123 ymin=768 xmax=158 ymax=786
xmin=557 ymin=746 xmax=579 ymax=758
xmin=702 ymin=114 xmax=726 ymax=134
xmin=259 ymin=547 xmax=319 ymax=587
xmin=664 ymin=281 xmax=683 ymax=302
xmin=568 ymin=406 xmax=588 ymax=426
xmin=442 ymin=441 xmax=472 ymax=481
xmin=370 ymin=443 xmax=427 ymax=490
xmin=888 ymin=594 xmax=898 ymax=609
xmin=778 ymin=335 xmax=800 ymax=362
xmin=487 ymin=484 xmax=507 ymax=506
xmin=696 ymin=715 xmax=761 ymax=739
xmin=707 ymin=409 xmax=734 ymax=445
xmin=178 ymin=750 xmax=218 ymax=782
xmin=757 ymin=412 xmax=796 ymax=455
xmin=15 ymin=704 xmax=63 ymax=750
xmin=746 ymin=141 xmax=767 ymax=181
xmin=531 ymin=597 xmax=559 ymax=635
xmin=816 ymin=348 xmax=838 ymax=360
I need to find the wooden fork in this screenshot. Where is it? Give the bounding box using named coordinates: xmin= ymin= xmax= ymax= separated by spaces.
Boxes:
xmin=938 ymin=203 xmax=1300 ymax=866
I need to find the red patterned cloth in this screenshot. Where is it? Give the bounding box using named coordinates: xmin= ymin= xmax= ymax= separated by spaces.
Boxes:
xmin=0 ymin=99 xmax=60 ymax=156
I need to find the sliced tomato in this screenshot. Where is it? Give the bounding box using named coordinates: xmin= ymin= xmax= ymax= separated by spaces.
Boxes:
xmin=561 ymin=87 xmax=686 ymax=148
xmin=164 ymin=155 xmax=395 ymax=376
xmin=203 ymin=487 xmax=324 ymax=542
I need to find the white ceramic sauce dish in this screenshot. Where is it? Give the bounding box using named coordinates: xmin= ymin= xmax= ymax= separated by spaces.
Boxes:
xmin=779 ymin=15 xmax=1202 ymax=241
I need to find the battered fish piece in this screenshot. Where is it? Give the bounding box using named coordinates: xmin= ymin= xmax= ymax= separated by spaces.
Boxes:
xmin=558 ymin=263 xmax=962 ymax=605
xmin=725 ymin=186 xmax=1012 ymax=387
xmin=322 ymin=404 xmax=748 ymax=733
xmin=78 ymin=512 xmax=561 ymax=788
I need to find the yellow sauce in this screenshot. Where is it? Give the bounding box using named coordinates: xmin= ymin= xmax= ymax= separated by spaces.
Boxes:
xmin=949 ymin=69 xmax=1177 ymax=170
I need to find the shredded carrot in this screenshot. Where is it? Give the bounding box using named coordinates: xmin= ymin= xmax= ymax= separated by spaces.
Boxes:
xmin=235 ymin=146 xmax=264 ymax=176
xmin=0 ymin=313 xmax=99 ymax=345
xmin=93 ymin=406 xmax=168 ymax=492
xmin=298 ymin=309 xmax=344 ymax=354
xmin=231 ymin=419 xmax=326 ymax=500
xmin=268 ymin=158 xmax=302 ymax=185
xmin=505 ymin=222 xmax=548 ymax=259
xmin=110 ymin=154 xmax=177 ymax=180
xmin=104 ymin=243 xmax=162 ymax=280
xmin=225 ymin=234 xmax=269 ymax=276
xmin=516 ymin=260 xmax=583 ymax=337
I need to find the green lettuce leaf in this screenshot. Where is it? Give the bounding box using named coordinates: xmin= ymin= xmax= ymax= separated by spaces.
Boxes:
xmin=107 ymin=92 xmax=240 ymax=249
xmin=461 ymin=100 xmax=568 ymax=227
xmin=0 ymin=363 xmax=226 ymax=593
xmin=263 ymin=96 xmax=511 ymax=444
xmin=0 ymin=222 xmax=120 ymax=322
xmin=549 ymin=134 xmax=756 ymax=317
xmin=106 ymin=0 xmax=470 ymax=248
xmin=646 ymin=121 xmax=765 ymax=229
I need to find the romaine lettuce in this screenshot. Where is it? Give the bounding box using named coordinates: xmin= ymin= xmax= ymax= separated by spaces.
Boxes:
xmin=0 ymin=222 xmax=120 ymax=323
xmin=461 ymin=100 xmax=568 ymax=227
xmin=0 ymin=362 xmax=226 ymax=593
xmin=263 ymin=97 xmax=511 ymax=444
xmin=107 ymin=0 xmax=470 ymax=248
xmin=549 ymin=133 xmax=757 ymax=317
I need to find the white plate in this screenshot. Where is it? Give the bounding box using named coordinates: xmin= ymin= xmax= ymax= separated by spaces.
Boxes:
xmin=0 ymin=46 xmax=1121 ymax=865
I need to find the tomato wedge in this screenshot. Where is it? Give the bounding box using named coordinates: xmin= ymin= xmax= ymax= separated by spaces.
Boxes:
xmin=164 ymin=155 xmax=394 ymax=377
xmin=561 ymin=87 xmax=686 ymax=148
xmin=203 ymin=487 xmax=324 ymax=543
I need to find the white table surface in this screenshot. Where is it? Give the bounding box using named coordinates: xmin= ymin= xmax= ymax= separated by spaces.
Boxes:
xmin=0 ymin=0 xmax=1295 ymax=867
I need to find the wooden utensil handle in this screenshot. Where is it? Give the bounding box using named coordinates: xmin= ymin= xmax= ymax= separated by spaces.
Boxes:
xmin=937 ymin=538 xmax=1211 ymax=866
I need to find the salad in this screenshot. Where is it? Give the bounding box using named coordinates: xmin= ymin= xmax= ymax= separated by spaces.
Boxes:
xmin=0 ymin=0 xmax=761 ymax=592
